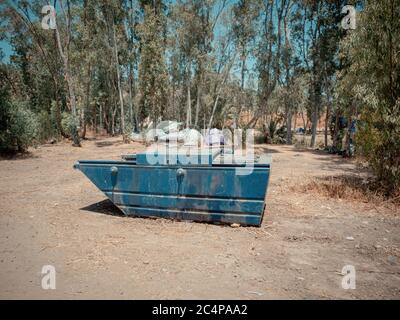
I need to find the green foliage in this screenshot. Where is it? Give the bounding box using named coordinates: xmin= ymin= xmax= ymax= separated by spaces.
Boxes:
xmin=61 ymin=112 xmax=77 ymax=138
xmin=138 ymin=4 xmax=168 ymax=124
xmin=122 ymin=113 xmax=134 ymax=139
xmin=36 ymin=109 xmax=59 ymax=142
xmin=0 ymin=100 xmax=39 ymax=153
xmin=338 ymin=0 xmax=400 ymax=195
xmin=355 ymin=109 xmax=400 ymax=194
xmin=60 ymin=112 xmax=80 ymax=146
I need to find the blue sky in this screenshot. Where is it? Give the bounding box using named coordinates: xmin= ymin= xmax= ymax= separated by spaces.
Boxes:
xmin=0 ymin=41 xmax=13 ymax=63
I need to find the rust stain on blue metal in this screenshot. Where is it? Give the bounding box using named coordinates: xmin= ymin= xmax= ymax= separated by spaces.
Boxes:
xmin=74 ymin=148 xmax=271 ymax=226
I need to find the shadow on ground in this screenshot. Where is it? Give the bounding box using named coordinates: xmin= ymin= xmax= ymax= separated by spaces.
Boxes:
xmin=81 ymin=199 xmax=124 ymax=216
xmin=95 ymin=140 xmax=124 ymax=148
xmin=0 ymin=151 xmax=39 ymax=161
xmin=255 ymin=146 xmax=282 ymax=154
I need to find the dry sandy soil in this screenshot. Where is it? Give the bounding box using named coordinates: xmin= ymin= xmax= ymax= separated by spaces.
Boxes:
xmin=0 ymin=135 xmax=399 ymax=299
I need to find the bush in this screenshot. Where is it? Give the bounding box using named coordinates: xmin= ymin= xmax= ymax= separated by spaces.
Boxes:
xmin=61 ymin=111 xmax=80 ymax=146
xmin=123 ymin=114 xmax=134 ymax=142
xmin=356 ymin=111 xmax=400 ymax=196
xmin=61 ymin=112 xmax=74 ymax=137
xmin=337 ymin=1 xmax=400 ymax=196
xmin=37 ymin=110 xmax=59 ymax=142
xmin=0 ymin=101 xmax=39 ymax=153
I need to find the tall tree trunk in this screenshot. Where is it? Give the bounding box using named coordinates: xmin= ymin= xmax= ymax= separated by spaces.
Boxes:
xmin=283 ymin=1 xmax=292 ymax=145
xmin=310 ymin=81 xmax=320 ymax=148
xmin=93 ymin=103 xmax=97 ymax=134
xmin=81 ymin=63 xmax=91 ymax=139
xmin=332 ymin=109 xmax=340 ymax=151
xmin=195 ymin=83 xmax=200 ymax=128
xmin=111 ymin=107 xmax=117 ymax=136
xmin=310 ymin=106 xmax=318 ymax=147
xmin=128 ymin=76 xmax=134 ymax=131
xmin=113 ymin=23 xmax=125 ymax=138
xmin=344 ymin=105 xmax=355 ymax=157
xmin=81 ymin=0 xmax=90 ymax=140
xmin=324 ymin=101 xmax=330 ymax=148
xmin=240 ymin=46 xmax=246 ymax=89
xmin=128 ymin=64 xmax=138 ymax=132
xmin=99 ymin=104 xmax=103 ymax=133
xmin=286 ymin=109 xmax=293 ymax=144
xmin=54 ymin=80 xmax=68 ymax=138
xmin=172 ymin=83 xmax=176 ymax=122
xmin=186 ymin=63 xmax=191 ymax=128
xmin=301 ymin=111 xmax=307 ymax=131
xmin=54 ymin=0 xmax=80 ymax=147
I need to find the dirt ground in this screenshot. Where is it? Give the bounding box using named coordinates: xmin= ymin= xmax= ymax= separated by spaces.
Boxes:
xmin=0 ymin=135 xmax=399 ymax=299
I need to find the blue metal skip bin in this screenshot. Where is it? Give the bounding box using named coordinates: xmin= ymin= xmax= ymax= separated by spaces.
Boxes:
xmin=74 ymin=148 xmax=271 ymax=226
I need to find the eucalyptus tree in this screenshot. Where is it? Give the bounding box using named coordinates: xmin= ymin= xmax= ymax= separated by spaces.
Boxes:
xmin=296 ymin=0 xmax=347 ymax=147
xmin=137 ymin=0 xmax=168 ymax=128
xmin=2 ymin=0 xmax=69 ymax=138
xmin=169 ymin=0 xmax=200 ymax=127
xmin=231 ymin=0 xmax=260 ymax=129
xmin=250 ymin=0 xmax=286 ymax=130
xmin=52 ymin=0 xmax=81 ymax=146
xmin=338 ymin=0 xmax=400 ymax=194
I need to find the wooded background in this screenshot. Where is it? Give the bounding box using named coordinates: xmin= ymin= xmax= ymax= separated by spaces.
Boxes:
xmin=0 ymin=0 xmax=399 ymax=195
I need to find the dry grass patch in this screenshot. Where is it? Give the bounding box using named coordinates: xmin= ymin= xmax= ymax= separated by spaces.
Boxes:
xmin=290 ymin=175 xmax=400 ymax=210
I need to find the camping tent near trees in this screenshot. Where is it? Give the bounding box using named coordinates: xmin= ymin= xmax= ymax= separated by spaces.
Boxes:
xmin=0 ymin=0 xmax=399 ymax=196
